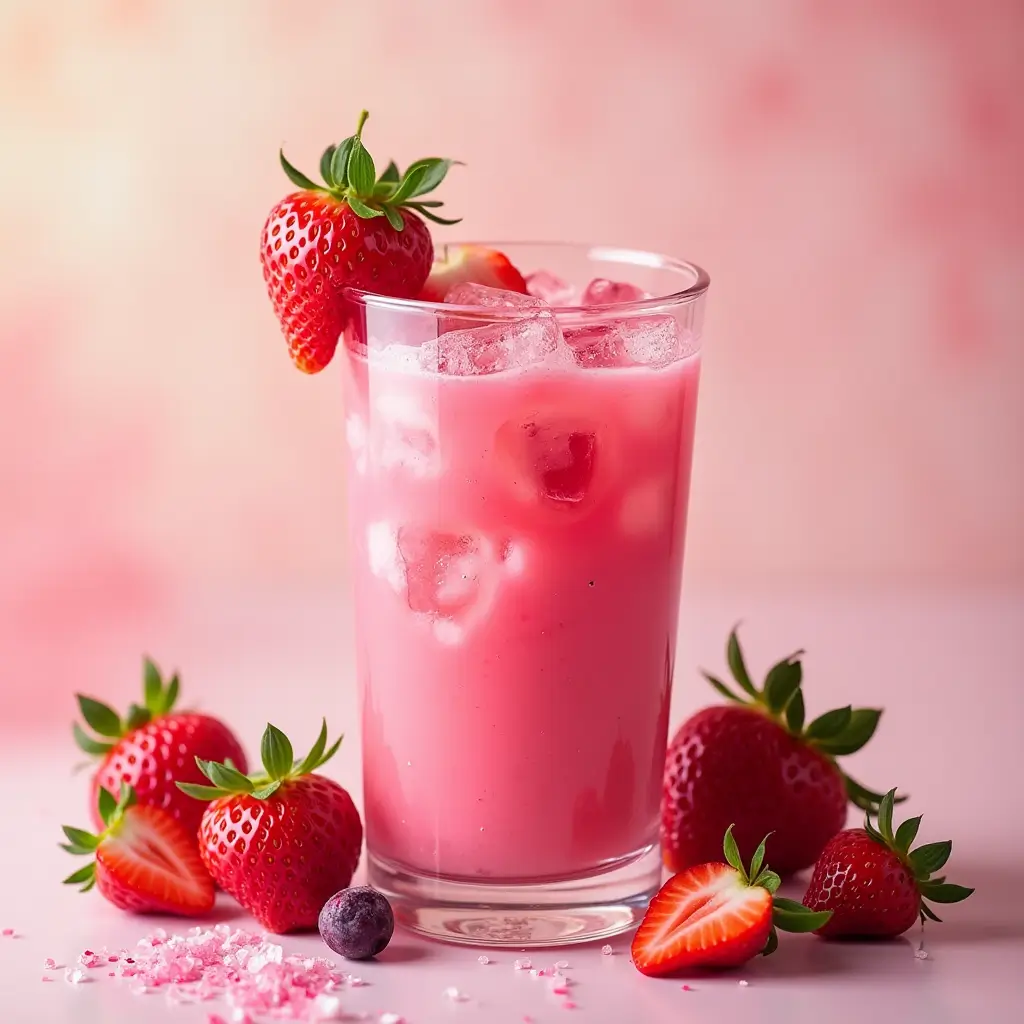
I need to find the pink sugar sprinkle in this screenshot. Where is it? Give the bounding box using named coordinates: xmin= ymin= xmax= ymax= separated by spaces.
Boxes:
xmin=477 ymin=954 xmax=490 ymax=965
xmin=209 ymin=1016 xmax=228 ymax=1024
xmin=2 ymin=927 xmax=14 ymax=936
xmin=41 ymin=976 xmax=52 ymax=983
xmin=563 ymin=1001 xmax=577 ymax=1010
xmin=552 ymin=985 xmax=570 ymax=995
xmin=108 ymin=972 xmax=115 ymax=977
xmin=379 ymin=1015 xmax=405 ymax=1024
xmin=43 ymin=958 xmax=57 ymax=971
xmin=514 ymin=958 xmax=532 ymax=970
xmin=65 ymin=967 xmax=86 ymax=984
xmin=682 ymin=983 xmax=693 ymax=991
xmin=739 ymin=979 xmax=749 ymax=986
xmin=601 ymin=944 xmax=613 ymax=955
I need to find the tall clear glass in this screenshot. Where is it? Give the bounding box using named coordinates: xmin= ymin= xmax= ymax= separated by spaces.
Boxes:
xmin=340 ymin=243 xmax=708 ymax=946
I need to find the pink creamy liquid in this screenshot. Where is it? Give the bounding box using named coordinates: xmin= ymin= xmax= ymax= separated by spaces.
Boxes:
xmin=342 ymin=306 xmax=700 ymax=883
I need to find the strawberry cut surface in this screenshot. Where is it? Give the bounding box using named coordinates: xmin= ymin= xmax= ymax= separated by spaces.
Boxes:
xmin=632 ymin=864 xmax=773 ymax=974
xmin=419 ymin=245 xmax=528 ymax=301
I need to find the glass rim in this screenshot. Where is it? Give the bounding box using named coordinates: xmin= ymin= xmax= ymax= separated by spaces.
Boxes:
xmin=343 ymin=241 xmax=710 ymax=317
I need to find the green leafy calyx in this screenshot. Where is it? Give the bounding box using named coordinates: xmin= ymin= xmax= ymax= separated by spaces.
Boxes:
xmin=704 ymin=626 xmax=894 ymax=813
xmin=177 ymin=719 xmax=341 ymax=802
xmin=73 ymin=658 xmax=180 ymax=757
xmin=863 ymin=789 xmax=974 ymax=925
xmin=60 ymin=783 xmax=137 ymax=893
xmin=279 ymin=110 xmax=461 ymax=230
xmin=721 ymin=825 xmax=832 ymax=956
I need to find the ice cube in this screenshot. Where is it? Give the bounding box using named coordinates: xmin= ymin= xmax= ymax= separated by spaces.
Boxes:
xmin=445 ymin=283 xmax=544 ymax=309
xmin=393 ymin=528 xmax=520 ymax=643
xmin=581 ymin=278 xmax=649 ymax=305
xmin=616 ymin=316 xmax=683 ymax=366
xmin=367 ymin=522 xmax=405 ymax=593
xmin=620 ymin=477 xmax=673 ymax=536
xmin=564 ymin=316 xmax=682 ymax=369
xmin=563 ymin=325 xmax=628 ymax=369
xmin=525 ymin=270 xmax=575 ymax=305
xmin=422 ymin=318 xmax=560 ymax=376
xmin=398 ymin=529 xmax=485 ymax=617
xmin=345 ymin=413 xmax=368 ymax=475
xmin=373 ymin=392 xmax=441 ymax=477
xmin=523 ymin=423 xmax=597 ymax=504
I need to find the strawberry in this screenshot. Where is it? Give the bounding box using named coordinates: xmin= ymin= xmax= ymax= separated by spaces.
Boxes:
xmin=74 ymin=659 xmax=247 ymax=839
xmin=632 ymin=825 xmax=830 ymax=975
xmin=178 ymin=720 xmax=362 ymax=933
xmin=62 ymin=784 xmax=214 ymax=916
xmin=662 ymin=627 xmax=894 ymax=876
xmin=261 ymin=109 xmax=461 ymax=373
xmin=418 ymin=244 xmax=528 ymax=302
xmin=803 ymin=788 xmax=973 ymax=938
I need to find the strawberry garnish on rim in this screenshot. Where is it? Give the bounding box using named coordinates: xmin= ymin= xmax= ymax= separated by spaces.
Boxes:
xmin=61 ymin=784 xmax=214 ymax=916
xmin=804 ymin=788 xmax=974 ymax=938
xmin=418 ymin=244 xmax=528 ymax=301
xmin=632 ymin=826 xmax=830 ymax=975
xmin=261 ymin=110 xmax=462 ymax=373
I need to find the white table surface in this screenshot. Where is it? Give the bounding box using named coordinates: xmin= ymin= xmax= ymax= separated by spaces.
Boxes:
xmin=2 ymin=588 xmax=1023 ymax=1022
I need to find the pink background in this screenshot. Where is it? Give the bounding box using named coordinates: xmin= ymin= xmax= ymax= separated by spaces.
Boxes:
xmin=1 ymin=0 xmax=1022 ymax=730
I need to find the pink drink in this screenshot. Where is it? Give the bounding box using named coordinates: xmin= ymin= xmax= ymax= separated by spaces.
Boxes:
xmin=341 ymin=246 xmax=707 ymax=945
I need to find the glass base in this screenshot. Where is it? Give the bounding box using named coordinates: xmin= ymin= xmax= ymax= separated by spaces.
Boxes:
xmin=368 ymin=845 xmax=661 ymax=947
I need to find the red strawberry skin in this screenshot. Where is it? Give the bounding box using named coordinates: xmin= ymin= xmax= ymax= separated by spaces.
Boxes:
xmin=91 ymin=714 xmax=247 ymax=839
xmin=418 ymin=244 xmax=528 ymax=301
xmin=662 ymin=705 xmax=847 ymax=876
xmin=197 ymin=774 xmax=362 ymax=933
xmin=802 ymin=829 xmax=921 ymax=938
xmin=261 ymin=192 xmax=433 ymax=373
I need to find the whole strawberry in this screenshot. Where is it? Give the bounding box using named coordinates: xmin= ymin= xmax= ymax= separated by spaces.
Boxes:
xmin=662 ymin=628 xmax=893 ymax=876
xmin=261 ymin=109 xmax=461 ymax=373
xmin=803 ymin=788 xmax=973 ymax=937
xmin=178 ymin=720 xmax=362 ymax=933
xmin=74 ymin=659 xmax=247 ymax=838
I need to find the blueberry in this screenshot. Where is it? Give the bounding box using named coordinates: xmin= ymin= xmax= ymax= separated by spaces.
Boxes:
xmin=318 ymin=886 xmax=394 ymax=960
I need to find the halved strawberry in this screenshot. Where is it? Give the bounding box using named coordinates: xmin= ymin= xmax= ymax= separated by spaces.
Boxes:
xmin=62 ymin=784 xmax=214 ymax=916
xmin=419 ymin=244 xmax=528 ymax=301
xmin=632 ymin=826 xmax=830 ymax=975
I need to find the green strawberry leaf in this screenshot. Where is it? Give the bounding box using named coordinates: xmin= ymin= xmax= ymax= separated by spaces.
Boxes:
xmin=701 ymin=671 xmax=744 ymax=704
xmin=197 ymin=758 xmax=253 ymax=794
xmin=805 ymin=705 xmax=852 ymax=741
xmin=763 ymin=656 xmax=802 ymax=714
xmin=761 ymin=927 xmax=779 ymax=957
xmin=62 ymin=826 xmax=99 ymax=851
xmin=313 ymin=734 xmax=343 ymax=771
xmin=143 ymin=657 xmax=162 ymax=712
xmin=63 ymin=863 xmax=96 ymax=887
xmin=320 ymin=145 xmax=336 ymax=187
xmin=876 ymin=789 xmax=897 ymax=844
xmin=403 ymin=157 xmax=459 ymax=197
xmin=749 ymin=834 xmax=769 ymax=880
xmin=756 ymin=870 xmax=782 ymax=894
xmin=382 ymin=205 xmax=405 ymax=231
xmin=162 ymin=672 xmax=180 ymax=714
xmin=295 ymin=719 xmax=329 ymax=777
xmin=920 ymin=903 xmax=943 ymax=924
xmin=772 ymin=898 xmax=832 ymax=933
xmin=252 ymin=781 xmax=282 ymax=801
xmin=347 ymin=196 xmax=384 ymax=220
xmin=330 ymin=137 xmax=355 ymax=189
xmin=911 ymin=841 xmax=952 ymax=876
xmin=279 ymin=151 xmax=319 ymax=192
xmin=261 ymin=723 xmax=294 ymax=781
xmin=346 ymin=139 xmax=376 ymax=196
xmin=814 ymin=708 xmax=882 ymax=756
xmin=73 ymin=722 xmax=114 ymax=756
xmin=919 ymin=882 xmax=974 ymax=904
xmin=785 ymin=688 xmax=805 ymax=733
xmin=97 ymin=785 xmax=117 ymax=826
xmin=726 ymin=626 xmax=758 ymax=697
xmin=76 ymin=696 xmax=121 ymax=738
xmin=124 ymin=703 xmax=150 ymax=731
xmin=722 ymin=825 xmax=744 ymax=874
xmin=406 ymin=203 xmax=462 ymax=226
xmin=387 ymin=166 xmax=428 ymax=206
xmin=176 ymin=782 xmax=228 ymax=801
xmin=894 ymin=815 xmax=923 ymax=855
xmin=379 ymin=160 xmax=400 ymax=183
